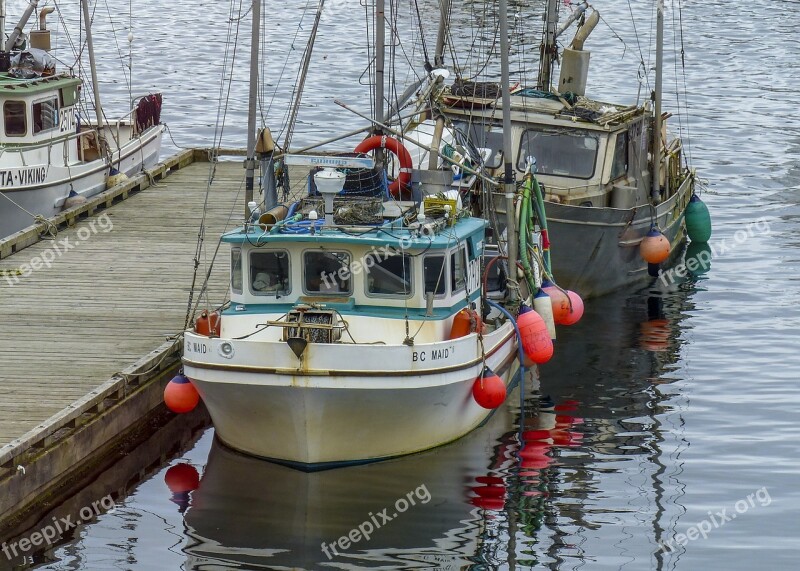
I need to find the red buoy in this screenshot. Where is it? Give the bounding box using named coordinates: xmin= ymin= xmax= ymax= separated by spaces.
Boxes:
xmin=195 ymin=310 xmax=221 ymax=337
xmin=165 ymin=463 xmax=200 ymax=494
xmin=517 ymin=306 xmax=553 ymax=364
xmin=472 ymin=368 xmax=506 ymax=409
xmin=164 ymin=374 xmax=200 ymax=414
xmin=470 ymin=496 xmax=505 ymax=510
xmin=640 ymin=228 xmax=671 ymax=264
xmin=559 ymin=290 xmax=584 ymax=326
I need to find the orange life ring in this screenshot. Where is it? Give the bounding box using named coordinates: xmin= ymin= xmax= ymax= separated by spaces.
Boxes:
xmin=354 ymin=135 xmax=413 ymax=197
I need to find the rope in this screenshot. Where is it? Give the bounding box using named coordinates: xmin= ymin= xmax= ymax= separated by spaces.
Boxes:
xmin=282 ymin=0 xmax=326 ymax=152
xmin=0 ymin=191 xmax=59 ymax=238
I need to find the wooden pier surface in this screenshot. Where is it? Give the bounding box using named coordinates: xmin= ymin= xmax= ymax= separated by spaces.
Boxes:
xmin=0 ymin=155 xmax=243 ymax=447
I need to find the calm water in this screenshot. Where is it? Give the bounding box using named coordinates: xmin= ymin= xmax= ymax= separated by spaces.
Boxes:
xmin=5 ymin=0 xmax=800 ymax=569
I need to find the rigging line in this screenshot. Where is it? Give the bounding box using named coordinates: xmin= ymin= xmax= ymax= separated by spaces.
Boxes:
xmin=671 ymin=0 xmax=684 ymax=162
xmin=472 ymin=8 xmax=500 ymax=80
xmin=271 ymin=0 xmax=317 ymax=141
xmin=677 ymin=0 xmax=692 ymax=167
xmin=441 ymin=0 xmax=463 ymax=75
xmin=626 ymin=0 xmax=651 ymax=98
xmin=185 ymin=0 xmax=245 ymax=323
xmin=283 ymin=0 xmax=327 ymax=153
xmin=212 ymin=0 xmax=245 ymax=152
xmin=366 ymin=0 xmax=375 ymax=123
xmin=101 ymin=0 xmax=131 ymax=95
xmin=53 ymin=3 xmax=82 ymax=68
xmin=130 ymin=0 xmax=133 ymax=102
xmin=410 ymin=0 xmax=431 ymax=70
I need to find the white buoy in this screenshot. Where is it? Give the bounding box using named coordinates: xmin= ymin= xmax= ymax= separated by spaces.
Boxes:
xmin=534 ymin=289 xmax=557 ymax=340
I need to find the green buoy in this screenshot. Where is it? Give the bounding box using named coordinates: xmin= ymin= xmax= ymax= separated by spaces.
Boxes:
xmin=685 ymin=194 xmax=712 ymax=243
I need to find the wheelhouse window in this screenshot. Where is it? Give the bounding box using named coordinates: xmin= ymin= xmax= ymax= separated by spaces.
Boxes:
xmin=303 ymin=250 xmax=351 ymax=295
xmin=451 ymin=247 xmax=467 ymax=293
xmin=423 ymin=254 xmax=446 ymax=297
xmin=4 ymin=101 xmax=26 ymax=136
xmin=517 ymin=128 xmax=599 ymax=179
xmin=610 ymin=131 xmax=629 ymax=180
xmin=250 ymin=250 xmax=290 ymax=296
xmin=230 ymin=248 xmax=243 ymax=294
xmin=33 ymin=97 xmax=58 ymax=134
xmin=454 ymin=120 xmax=503 ymax=169
xmin=365 ymin=253 xmax=412 ymax=296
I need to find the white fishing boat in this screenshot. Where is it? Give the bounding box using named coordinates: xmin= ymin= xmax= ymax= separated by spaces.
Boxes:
xmin=0 ymin=0 xmax=163 ymax=239
xmin=173 ymin=0 xmax=566 ymax=469
xmin=181 ymin=163 xmax=519 ymax=467
xmin=403 ymin=0 xmax=705 ymax=298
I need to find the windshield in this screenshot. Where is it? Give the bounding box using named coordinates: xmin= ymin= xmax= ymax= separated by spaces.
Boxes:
xmin=517 ymin=128 xmax=599 ymax=179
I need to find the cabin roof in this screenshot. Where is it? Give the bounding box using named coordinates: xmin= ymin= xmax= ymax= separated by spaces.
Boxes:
xmin=442 ymin=89 xmax=645 ymax=131
xmin=0 ymin=72 xmax=80 ymax=96
xmin=221 ymin=215 xmax=487 ymax=249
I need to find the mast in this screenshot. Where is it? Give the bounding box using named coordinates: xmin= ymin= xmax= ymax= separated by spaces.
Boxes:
xmin=537 ymin=0 xmax=559 ymax=92
xmin=0 ymin=0 xmax=5 ymax=56
xmin=244 ymin=0 xmax=261 ymax=217
xmin=499 ymin=0 xmax=517 ymax=302
xmin=651 ymin=0 xmax=665 ymax=202
xmin=434 ymin=0 xmax=451 ymax=68
xmin=80 ymin=0 xmax=104 ymax=129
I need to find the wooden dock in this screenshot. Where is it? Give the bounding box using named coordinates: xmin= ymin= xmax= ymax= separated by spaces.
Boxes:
xmin=0 ymin=150 xmax=245 ymax=524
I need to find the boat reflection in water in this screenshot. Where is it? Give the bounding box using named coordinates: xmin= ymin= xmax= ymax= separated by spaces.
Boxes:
xmin=176 ymin=274 xmax=694 ymax=569
xmin=180 ymin=397 xmax=521 ymax=569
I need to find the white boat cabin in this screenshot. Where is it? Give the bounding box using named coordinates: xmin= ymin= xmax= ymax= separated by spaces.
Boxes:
xmin=431 ymin=93 xmax=686 ymax=210
xmin=225 ymin=220 xmax=486 ymax=312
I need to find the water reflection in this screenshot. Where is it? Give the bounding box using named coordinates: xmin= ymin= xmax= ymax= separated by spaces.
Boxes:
xmin=181 ymin=407 xmax=514 ymax=569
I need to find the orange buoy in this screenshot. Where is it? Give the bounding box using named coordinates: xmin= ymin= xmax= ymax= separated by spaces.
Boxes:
xmin=559 ymin=290 xmax=585 ymax=326
xmin=472 ymin=368 xmax=506 ymax=409
xmin=449 ymin=308 xmax=485 ymax=339
xmin=640 ymin=228 xmax=671 ymax=264
xmin=164 ymin=374 xmax=200 ymax=414
xmin=195 ymin=310 xmax=221 ymax=337
xmin=517 ymin=306 xmax=554 ymax=364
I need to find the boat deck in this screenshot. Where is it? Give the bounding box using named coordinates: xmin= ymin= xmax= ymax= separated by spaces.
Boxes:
xmin=0 ymin=154 xmax=242 ymax=446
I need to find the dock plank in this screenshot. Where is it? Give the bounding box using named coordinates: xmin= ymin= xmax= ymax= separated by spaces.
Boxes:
xmin=0 ymin=160 xmax=246 ymax=446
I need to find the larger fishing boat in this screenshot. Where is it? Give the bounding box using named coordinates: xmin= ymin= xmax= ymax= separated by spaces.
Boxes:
xmin=0 ymin=0 xmax=163 ymax=239
xmin=403 ymin=0 xmax=703 ymax=297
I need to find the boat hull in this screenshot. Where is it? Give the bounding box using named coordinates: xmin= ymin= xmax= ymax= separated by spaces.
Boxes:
xmin=545 ymin=177 xmax=692 ymax=298
xmin=0 ymin=125 xmax=163 ymax=239
xmin=183 ymin=324 xmax=519 ymax=468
